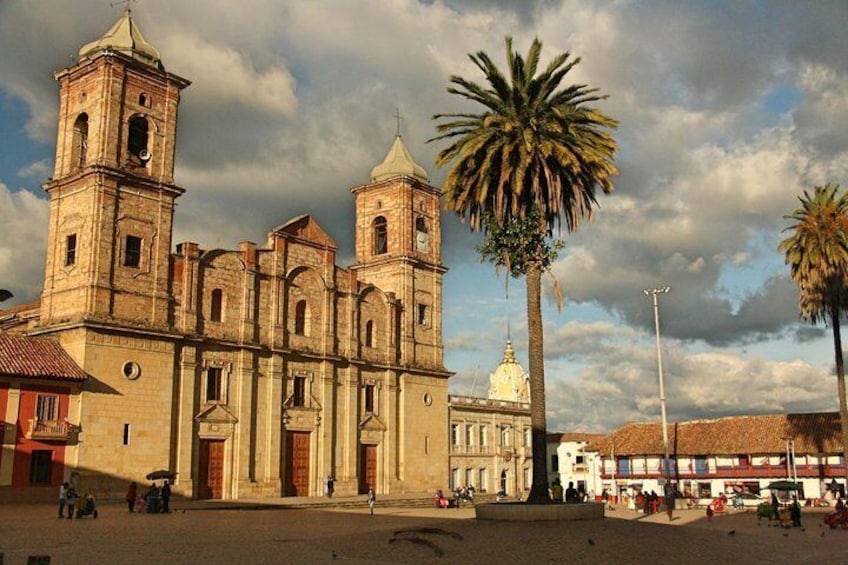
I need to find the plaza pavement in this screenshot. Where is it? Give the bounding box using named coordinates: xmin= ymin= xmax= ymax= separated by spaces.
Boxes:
xmin=1 ymin=497 xmax=846 ymax=564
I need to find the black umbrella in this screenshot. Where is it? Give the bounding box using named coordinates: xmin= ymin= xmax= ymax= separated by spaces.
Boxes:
xmin=146 ymin=470 xmax=177 ymax=481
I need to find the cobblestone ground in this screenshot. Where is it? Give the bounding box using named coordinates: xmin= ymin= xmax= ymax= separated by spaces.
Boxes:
xmin=1 ymin=503 xmax=846 ymax=564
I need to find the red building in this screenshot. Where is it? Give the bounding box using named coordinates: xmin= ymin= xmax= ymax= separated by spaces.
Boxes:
xmin=0 ymin=334 xmax=86 ymax=499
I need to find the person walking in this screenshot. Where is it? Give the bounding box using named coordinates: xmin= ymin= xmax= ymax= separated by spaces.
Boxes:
xmin=126 ymin=481 xmax=138 ymax=512
xmin=58 ymin=482 xmax=68 ymax=518
xmin=367 ymin=487 xmax=376 ymax=516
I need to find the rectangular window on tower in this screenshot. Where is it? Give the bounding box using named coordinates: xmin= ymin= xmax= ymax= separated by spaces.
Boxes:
xmin=124 ymin=235 xmax=142 ymax=268
xmin=65 ymin=234 xmax=77 ymax=266
xmin=293 ymin=375 xmax=306 ymax=407
xmin=364 ymin=384 xmax=375 ymax=413
xmin=417 ymin=304 xmax=428 ymax=325
xmin=206 ymin=367 xmax=223 ymax=403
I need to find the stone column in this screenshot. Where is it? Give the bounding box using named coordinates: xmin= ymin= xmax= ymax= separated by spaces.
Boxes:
xmin=175 ymin=344 xmax=197 ymax=498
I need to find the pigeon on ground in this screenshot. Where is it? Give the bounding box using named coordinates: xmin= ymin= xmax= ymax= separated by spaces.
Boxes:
xmin=588 ymin=539 xmax=595 ymax=546
xmin=332 ymin=550 xmax=338 ymax=560
xmin=728 ymin=530 xmax=735 ymax=536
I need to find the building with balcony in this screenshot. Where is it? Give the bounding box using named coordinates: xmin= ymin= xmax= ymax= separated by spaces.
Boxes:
xmin=448 ymin=341 xmax=532 ymax=496
xmin=0 ymin=334 xmax=87 ymax=494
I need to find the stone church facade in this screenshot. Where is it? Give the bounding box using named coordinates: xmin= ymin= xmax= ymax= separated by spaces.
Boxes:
xmin=2 ymin=11 xmax=450 ymax=500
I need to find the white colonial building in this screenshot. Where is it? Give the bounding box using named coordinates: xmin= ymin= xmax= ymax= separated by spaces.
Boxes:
xmin=448 ymin=341 xmax=532 ymax=496
xmin=565 ymin=413 xmax=848 ymax=503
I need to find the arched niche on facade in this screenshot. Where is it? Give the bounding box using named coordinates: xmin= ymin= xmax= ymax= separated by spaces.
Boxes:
xmin=358 ymin=286 xmax=390 ymax=353
xmin=285 ymin=266 xmax=326 ymax=345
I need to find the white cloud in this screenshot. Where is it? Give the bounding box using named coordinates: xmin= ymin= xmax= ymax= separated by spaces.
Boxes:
xmin=17 ymin=159 xmax=51 ymax=180
xmin=161 ymin=34 xmax=297 ymax=118
xmin=0 ymin=182 xmax=48 ymax=303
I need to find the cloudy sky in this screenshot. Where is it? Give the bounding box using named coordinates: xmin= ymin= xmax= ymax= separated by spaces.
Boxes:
xmin=2 ymin=0 xmax=847 ymax=434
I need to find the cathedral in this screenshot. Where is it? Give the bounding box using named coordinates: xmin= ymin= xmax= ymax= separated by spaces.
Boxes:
xmin=0 ymin=10 xmax=450 ymax=500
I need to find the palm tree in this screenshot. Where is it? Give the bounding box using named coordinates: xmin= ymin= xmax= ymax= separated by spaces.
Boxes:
xmin=780 ymin=183 xmax=848 ymax=484
xmin=431 ymin=37 xmax=618 ymax=503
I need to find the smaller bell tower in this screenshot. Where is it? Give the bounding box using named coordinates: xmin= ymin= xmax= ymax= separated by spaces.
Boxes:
xmin=40 ymin=9 xmax=190 ymax=329
xmin=351 ymin=134 xmax=447 ymax=369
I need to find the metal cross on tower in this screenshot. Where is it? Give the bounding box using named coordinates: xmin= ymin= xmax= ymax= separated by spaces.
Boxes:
xmin=393 ymin=107 xmax=403 ymax=137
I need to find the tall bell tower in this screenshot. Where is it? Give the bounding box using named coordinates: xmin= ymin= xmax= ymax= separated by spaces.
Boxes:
xmin=351 ymin=135 xmax=447 ymax=369
xmin=40 ymin=10 xmax=190 ymax=330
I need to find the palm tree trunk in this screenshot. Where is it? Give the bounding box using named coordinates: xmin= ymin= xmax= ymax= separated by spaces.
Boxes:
xmin=525 ymin=261 xmax=551 ymax=503
xmin=830 ymin=310 xmax=848 ymax=484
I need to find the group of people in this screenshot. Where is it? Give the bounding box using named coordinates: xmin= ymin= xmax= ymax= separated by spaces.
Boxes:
xmin=58 ymin=481 xmax=97 ymax=519
xmin=548 ymin=479 xmax=591 ymax=503
xmin=125 ymin=480 xmax=171 ymax=513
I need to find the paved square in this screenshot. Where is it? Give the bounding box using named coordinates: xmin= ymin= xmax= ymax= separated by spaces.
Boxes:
xmin=1 ymin=503 xmax=845 ymax=564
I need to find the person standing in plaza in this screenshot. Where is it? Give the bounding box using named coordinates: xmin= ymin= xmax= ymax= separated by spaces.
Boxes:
xmin=367 ymin=487 xmax=376 ymax=516
xmin=665 ymin=483 xmax=676 ymax=521
xmin=790 ymin=495 xmax=802 ymax=527
xmin=551 ymin=480 xmax=564 ymax=502
xmin=771 ymin=491 xmax=780 ymax=521
xmin=146 ymin=482 xmax=160 ymax=513
xmin=161 ymin=480 xmax=171 ymax=513
xmin=126 ymin=482 xmax=137 ymax=512
xmin=565 ymin=481 xmax=578 ymax=503
xmin=66 ymin=486 xmax=78 ymax=519
xmin=58 ymin=482 xmax=68 ymax=518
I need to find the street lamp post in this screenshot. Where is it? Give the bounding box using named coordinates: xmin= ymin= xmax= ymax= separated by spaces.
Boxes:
xmin=645 ymin=286 xmax=671 ymax=487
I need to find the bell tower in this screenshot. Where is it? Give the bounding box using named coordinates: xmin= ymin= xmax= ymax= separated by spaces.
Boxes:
xmin=40 ymin=10 xmax=190 ymax=329
xmin=351 ymin=135 xmax=447 ymax=369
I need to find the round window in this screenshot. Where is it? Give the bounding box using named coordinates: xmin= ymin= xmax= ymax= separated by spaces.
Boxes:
xmin=423 ymin=393 xmax=433 ymax=406
xmin=122 ymin=361 xmax=141 ymax=380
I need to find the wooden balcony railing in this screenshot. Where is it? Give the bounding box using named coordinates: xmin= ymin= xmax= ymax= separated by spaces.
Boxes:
xmin=25 ymin=419 xmax=73 ymax=441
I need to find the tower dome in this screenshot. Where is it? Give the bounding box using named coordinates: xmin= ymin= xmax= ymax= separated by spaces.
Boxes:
xmin=370 ymin=135 xmax=429 ymax=183
xmin=78 ymin=9 xmax=163 ymax=69
xmin=488 ymin=341 xmax=530 ymax=402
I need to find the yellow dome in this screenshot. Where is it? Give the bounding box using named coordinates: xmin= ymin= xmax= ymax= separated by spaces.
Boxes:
xmin=488 ymin=341 xmax=530 ymax=402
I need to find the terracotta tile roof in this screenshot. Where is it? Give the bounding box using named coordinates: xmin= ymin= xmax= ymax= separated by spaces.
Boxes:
xmin=590 ymin=413 xmax=844 ymax=456
xmin=0 ymin=334 xmax=87 ymax=381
